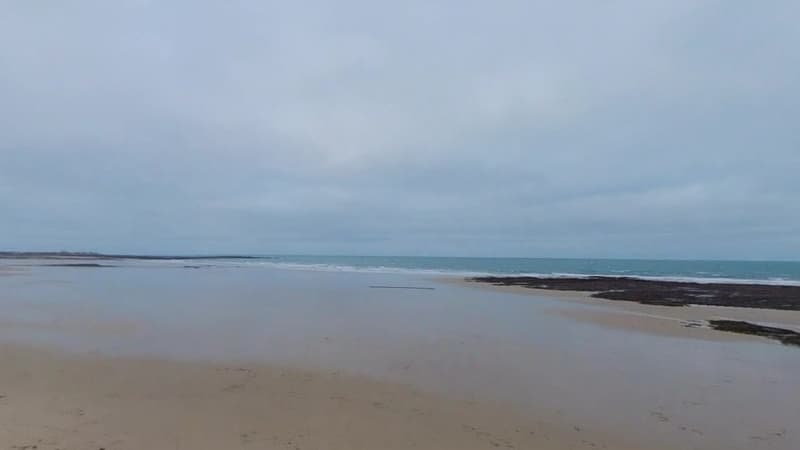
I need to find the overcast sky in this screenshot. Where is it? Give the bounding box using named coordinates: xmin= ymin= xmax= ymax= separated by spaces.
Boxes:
xmin=1 ymin=1 xmax=798 ymax=259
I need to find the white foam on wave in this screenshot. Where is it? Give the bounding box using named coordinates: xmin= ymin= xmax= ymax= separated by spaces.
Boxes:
xmin=90 ymin=257 xmax=800 ymax=286
xmin=509 ymin=272 xmax=800 ymax=286
xmin=607 ymin=274 xmax=800 ymax=286
xmin=251 ymin=261 xmax=492 ymax=277
xmin=228 ymin=261 xmax=800 ymax=286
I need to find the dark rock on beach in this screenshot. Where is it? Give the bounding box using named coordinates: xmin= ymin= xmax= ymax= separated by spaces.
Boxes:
xmin=709 ymin=320 xmax=800 ymax=347
xmin=470 ymin=276 xmax=800 ymax=311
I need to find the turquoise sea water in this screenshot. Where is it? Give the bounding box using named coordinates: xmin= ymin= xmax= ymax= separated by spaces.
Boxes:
xmin=5 ymin=254 xmax=799 ymax=284
xmin=255 ymin=255 xmax=800 ymax=285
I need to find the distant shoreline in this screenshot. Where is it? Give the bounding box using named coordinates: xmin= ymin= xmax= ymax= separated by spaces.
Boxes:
xmin=0 ymin=251 xmax=261 ymax=261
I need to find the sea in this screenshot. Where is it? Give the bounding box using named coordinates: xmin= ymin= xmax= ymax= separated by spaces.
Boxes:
xmin=165 ymin=255 xmax=800 ymax=285
xmin=3 ymin=254 xmax=800 ymax=285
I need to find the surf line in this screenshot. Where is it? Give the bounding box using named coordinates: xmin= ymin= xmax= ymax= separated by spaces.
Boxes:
xmin=368 ymin=285 xmax=436 ymax=290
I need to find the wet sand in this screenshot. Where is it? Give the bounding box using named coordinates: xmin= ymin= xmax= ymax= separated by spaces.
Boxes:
xmin=1 ymin=263 xmax=799 ymax=450
xmin=0 ymin=342 xmax=627 ymax=450
xmin=461 ymin=280 xmax=800 ymax=341
xmin=470 ymin=275 xmax=800 ymax=309
xmin=0 ymin=266 xmax=24 ymax=276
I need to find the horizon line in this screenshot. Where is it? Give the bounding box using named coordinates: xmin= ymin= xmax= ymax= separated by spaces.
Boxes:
xmin=1 ymin=250 xmax=798 ymax=264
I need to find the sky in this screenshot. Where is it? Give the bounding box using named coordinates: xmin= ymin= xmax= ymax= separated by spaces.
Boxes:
xmin=1 ymin=1 xmax=798 ymax=259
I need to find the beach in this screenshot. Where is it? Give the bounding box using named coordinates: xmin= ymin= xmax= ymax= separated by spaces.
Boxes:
xmin=2 ymin=342 xmax=593 ymax=450
xmin=6 ymin=0 xmax=799 ymax=447
xmin=462 ymin=277 xmax=800 ymax=341
xmin=0 ymin=259 xmax=798 ymax=449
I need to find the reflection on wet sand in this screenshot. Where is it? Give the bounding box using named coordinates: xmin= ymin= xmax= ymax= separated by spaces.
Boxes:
xmin=0 ymin=262 xmax=798 ymax=449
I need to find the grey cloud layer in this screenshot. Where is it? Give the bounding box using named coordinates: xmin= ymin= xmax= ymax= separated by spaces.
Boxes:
xmin=1 ymin=1 xmax=798 ymax=258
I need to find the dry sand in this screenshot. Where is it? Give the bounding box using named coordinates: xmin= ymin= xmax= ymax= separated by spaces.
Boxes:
xmin=0 ymin=342 xmax=638 ymax=450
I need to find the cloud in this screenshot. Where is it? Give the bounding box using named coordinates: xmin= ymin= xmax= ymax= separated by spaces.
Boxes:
xmin=0 ymin=0 xmax=798 ymax=258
